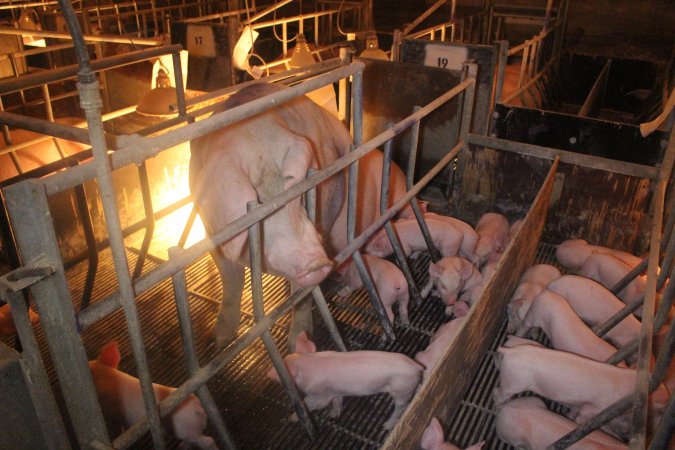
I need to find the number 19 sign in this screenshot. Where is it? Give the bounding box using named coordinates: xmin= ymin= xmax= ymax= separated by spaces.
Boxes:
xmin=423 ymin=44 xmax=468 ymax=72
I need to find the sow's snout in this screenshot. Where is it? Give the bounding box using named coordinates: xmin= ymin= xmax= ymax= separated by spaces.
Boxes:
xmin=289 ymin=252 xmax=333 ymax=287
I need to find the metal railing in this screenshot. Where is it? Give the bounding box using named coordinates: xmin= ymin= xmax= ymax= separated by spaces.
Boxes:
xmin=0 ymin=2 xmax=478 ymax=448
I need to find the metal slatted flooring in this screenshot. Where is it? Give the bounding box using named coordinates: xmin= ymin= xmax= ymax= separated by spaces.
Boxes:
xmin=2 ymin=219 xmax=578 ymax=449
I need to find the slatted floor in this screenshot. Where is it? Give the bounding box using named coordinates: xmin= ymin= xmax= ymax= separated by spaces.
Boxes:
xmin=3 ymin=216 xmax=572 ymax=449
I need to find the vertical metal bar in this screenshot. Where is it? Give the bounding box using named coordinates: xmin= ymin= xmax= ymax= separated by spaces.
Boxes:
xmin=406 ymin=106 xmax=441 ymax=263
xmin=171 ymin=51 xmax=189 ymax=119
xmin=73 ymin=183 xmax=98 ymax=310
xmin=629 ymin=127 xmax=675 ymax=449
xmin=4 ymin=180 xmax=110 ymax=448
xmin=649 ymin=386 xmax=675 ymax=450
xmin=493 ymin=40 xmax=509 ymax=123
xmin=168 ymin=247 xmax=237 ymax=450
xmin=282 ymin=22 xmax=288 ymax=57
xmin=2 ymin=288 xmax=71 ymax=449
xmin=178 ymin=205 xmax=198 ymax=248
xmin=132 ymin=162 xmax=155 ymax=280
xmin=459 ymin=62 xmax=477 ymax=142
xmin=305 ymin=169 xmax=346 ymax=352
xmin=379 ymin=139 xmax=422 ymax=308
xmin=56 ymin=1 xmax=166 ymax=447
xmin=391 ymin=29 xmax=402 ymax=62
xmin=518 ymin=46 xmax=529 ymax=89
xmin=246 ymin=201 xmax=315 ymax=438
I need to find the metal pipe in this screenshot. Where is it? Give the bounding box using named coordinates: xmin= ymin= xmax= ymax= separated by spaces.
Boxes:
xmin=168 ymin=247 xmax=236 ymax=450
xmin=380 ymin=138 xmax=423 ymax=306
xmin=2 ymin=287 xmax=70 ymax=449
xmin=0 ymin=25 xmax=162 ymax=45
xmin=459 ymin=63 xmax=477 ymax=142
xmin=73 ymin=183 xmax=98 ymax=311
xmin=177 ymin=205 xmax=198 ymax=249
xmin=466 ymin=133 xmax=659 ymax=180
xmin=0 ymin=44 xmax=182 ymax=96
xmin=353 ymin=249 xmax=396 ymax=339
xmin=306 ymin=168 xmax=346 ymax=352
xmin=596 ymin=216 xmax=675 ymax=338
xmin=241 ymin=0 xmax=293 ymax=25
xmin=57 ymin=0 xmax=166 ymax=446
xmin=44 ymin=62 xmax=367 ymax=196
xmin=649 ymin=392 xmax=675 ymax=450
xmin=610 ymin=191 xmax=675 ymax=295
xmin=131 ymin=162 xmax=155 ymax=280
xmin=76 ymin=80 xmax=473 ymax=330
xmin=246 ymin=201 xmax=315 ymax=438
xmin=0 ymin=111 xmax=92 ymax=146
xmin=402 ymin=0 xmax=448 ymax=36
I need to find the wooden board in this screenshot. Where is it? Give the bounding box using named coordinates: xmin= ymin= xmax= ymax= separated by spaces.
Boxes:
xmin=381 ymin=155 xmax=559 ymax=450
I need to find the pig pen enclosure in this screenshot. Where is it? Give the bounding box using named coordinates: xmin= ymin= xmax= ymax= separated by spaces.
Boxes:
xmin=1 ymin=8 xmax=674 ymax=450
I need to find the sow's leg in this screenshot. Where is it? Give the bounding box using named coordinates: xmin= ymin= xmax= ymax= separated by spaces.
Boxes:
xmin=288 ymin=281 xmax=313 ymax=352
xmin=211 ymin=249 xmax=245 ymax=349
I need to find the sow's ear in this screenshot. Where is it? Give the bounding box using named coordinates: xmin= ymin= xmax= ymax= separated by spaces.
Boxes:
xmin=295 ymin=331 xmax=317 ymax=354
xmin=281 ymin=135 xmax=316 ymax=191
xmin=98 ymin=340 xmax=121 ymax=368
xmin=420 ymin=417 xmax=444 ymax=450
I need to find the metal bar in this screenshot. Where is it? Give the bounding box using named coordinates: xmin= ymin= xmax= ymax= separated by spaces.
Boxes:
xmin=1 ymin=285 xmax=70 ymax=449
xmin=630 ymin=169 xmax=675 ymax=450
xmin=466 ymin=133 xmax=659 ymax=180
xmin=56 ymin=0 xmax=166 ymax=446
xmin=402 ymin=0 xmax=448 ymax=36
xmin=380 ymin=138 xmax=423 ymax=306
xmin=246 ymin=201 xmax=315 ymax=438
xmin=353 ymin=249 xmax=396 ymax=338
xmin=459 ymin=63 xmax=477 ymax=142
xmin=168 ymin=247 xmax=236 ymax=450
xmin=0 ymin=25 xmax=162 ymax=45
xmin=171 ymin=50 xmax=188 ymax=119
xmin=76 ymin=79 xmax=474 ymax=330
xmin=610 ymin=192 xmax=675 ymax=295
xmin=600 ymin=224 xmax=675 ymax=338
xmin=44 ymin=62 xmax=366 ymax=196
xmin=131 ymin=162 xmax=155 ymax=280
xmin=305 ymin=168 xmax=346 ymax=352
xmin=73 ymin=183 xmax=98 ymax=310
xmin=0 ymin=44 xmax=182 ymax=96
xmin=241 ymin=0 xmax=293 ymax=25
xmin=177 ymin=205 xmax=198 ymax=249
xmin=0 ymin=111 xmax=92 ymax=145
xmin=493 ymin=40 xmax=509 ymax=106
xmin=649 ymin=387 xmax=675 ymax=450
xmin=3 ymin=180 xmax=111 ymax=448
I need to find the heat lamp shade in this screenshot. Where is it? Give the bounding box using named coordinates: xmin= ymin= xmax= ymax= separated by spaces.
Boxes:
xmin=289 ymin=34 xmax=315 ymax=68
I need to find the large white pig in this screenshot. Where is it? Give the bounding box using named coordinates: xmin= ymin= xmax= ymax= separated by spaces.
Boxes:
xmin=190 ymin=83 xmax=414 ymax=349
xmin=415 ymin=317 xmax=465 ymax=379
xmin=515 ymin=290 xmax=626 ymax=366
xmin=507 ymin=264 xmax=562 ymax=333
xmin=428 ymin=256 xmax=480 ymax=315
xmin=267 ymin=332 xmax=422 ymax=430
xmin=472 ymin=213 xmax=510 ymax=265
xmin=365 ymin=217 xmax=463 ymax=259
xmin=421 ymin=417 xmax=484 ymax=450
xmin=493 ymin=343 xmax=669 ymax=440
xmin=556 ymin=239 xmax=643 ymax=271
xmin=88 ymin=341 xmax=216 ymax=449
xmin=547 ymin=275 xmax=641 ymax=350
xmin=337 ymin=254 xmax=409 ymax=326
xmin=496 ymin=396 xmax=627 ymax=449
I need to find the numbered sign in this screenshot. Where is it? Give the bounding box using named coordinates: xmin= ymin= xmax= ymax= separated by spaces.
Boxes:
xmin=423 ymin=44 xmax=468 ymax=71
xmin=186 ymin=25 xmax=216 ymax=57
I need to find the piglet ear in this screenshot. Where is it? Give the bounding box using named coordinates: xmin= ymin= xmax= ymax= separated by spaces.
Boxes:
xmin=295 ymin=331 xmax=316 ymax=354
xmin=429 ymin=263 xmax=443 ymax=278
xmin=420 ymin=417 xmax=444 ymax=450
xmin=98 ymin=341 xmax=121 ymax=368
xmin=460 ymin=264 xmax=474 ymax=279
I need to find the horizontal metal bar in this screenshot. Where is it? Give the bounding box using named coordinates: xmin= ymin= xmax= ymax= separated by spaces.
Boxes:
xmin=507 ymin=23 xmax=558 ymax=56
xmin=0 ymin=111 xmax=92 ymax=145
xmin=249 ymin=8 xmax=351 ymax=30
xmin=76 ymin=76 xmax=473 ymax=330
xmin=0 ymin=44 xmax=182 ymax=96
xmin=43 ymin=62 xmax=366 ymax=196
xmin=0 ymin=42 xmax=79 ymax=58
xmin=466 ymin=133 xmax=659 ymax=179
xmin=0 ymin=26 xmax=162 ymax=45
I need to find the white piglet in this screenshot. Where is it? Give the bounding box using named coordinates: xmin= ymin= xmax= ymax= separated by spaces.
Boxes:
xmin=267 ymin=332 xmax=422 ymax=430
xmin=472 ymin=213 xmax=510 ymax=265
xmin=421 ymin=417 xmax=484 ymax=450
xmin=88 ymin=341 xmax=217 ymax=449
xmin=428 ymin=256 xmax=481 ymax=315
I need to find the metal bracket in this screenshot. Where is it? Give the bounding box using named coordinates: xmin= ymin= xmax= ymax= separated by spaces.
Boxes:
xmin=0 ymin=255 xmax=56 ymax=297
